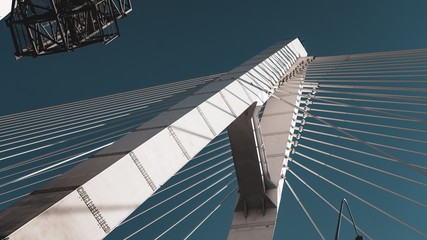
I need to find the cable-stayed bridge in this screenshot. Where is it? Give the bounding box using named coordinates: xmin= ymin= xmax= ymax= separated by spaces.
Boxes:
xmin=0 ymin=38 xmax=426 ymax=239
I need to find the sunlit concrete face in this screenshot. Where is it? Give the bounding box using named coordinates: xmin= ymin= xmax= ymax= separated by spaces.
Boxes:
xmin=0 ymin=38 xmax=307 ymax=240
xmin=0 ymin=0 xmax=11 ymax=20
xmin=227 ymin=57 xmax=310 ymax=240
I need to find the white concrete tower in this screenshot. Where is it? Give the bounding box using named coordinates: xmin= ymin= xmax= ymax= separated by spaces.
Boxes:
xmin=0 ymin=38 xmax=307 ymax=240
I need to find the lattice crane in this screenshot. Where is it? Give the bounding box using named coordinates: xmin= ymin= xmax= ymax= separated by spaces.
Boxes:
xmin=1 ymin=0 xmax=131 ymax=59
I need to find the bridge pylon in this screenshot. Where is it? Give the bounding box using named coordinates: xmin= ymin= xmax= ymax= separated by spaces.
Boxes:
xmin=0 ymin=38 xmax=307 ymax=239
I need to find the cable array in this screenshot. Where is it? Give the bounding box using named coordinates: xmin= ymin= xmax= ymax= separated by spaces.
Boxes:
xmin=0 ymin=74 xmax=223 ymax=209
xmin=275 ymin=49 xmax=427 ymax=239
xmin=1 ymin=47 xmax=426 ymax=240
xmin=0 ymin=72 xmax=242 ymax=239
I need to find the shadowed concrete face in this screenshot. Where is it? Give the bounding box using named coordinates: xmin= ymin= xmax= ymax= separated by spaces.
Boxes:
xmin=0 ymin=38 xmax=307 ymax=240
xmin=227 ymin=57 xmax=307 ymax=240
xmin=227 ymin=103 xmax=275 ymax=212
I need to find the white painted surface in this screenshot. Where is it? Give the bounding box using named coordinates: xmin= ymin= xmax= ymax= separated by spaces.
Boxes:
xmin=228 ymin=208 xmax=277 ymax=240
xmin=0 ymin=0 xmax=11 ymax=20
xmin=9 ymin=191 xmax=106 ymax=240
xmin=228 ymin=57 xmax=307 ymax=240
xmin=0 ymin=38 xmax=307 ymax=240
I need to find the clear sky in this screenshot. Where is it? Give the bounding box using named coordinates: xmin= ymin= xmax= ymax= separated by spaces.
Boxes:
xmin=1 ymin=0 xmax=427 ymax=116
xmin=0 ymin=0 xmax=426 ymax=239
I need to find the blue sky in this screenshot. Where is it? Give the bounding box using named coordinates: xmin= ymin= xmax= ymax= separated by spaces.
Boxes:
xmin=1 ymin=1 xmax=427 ymax=115
xmin=0 ymin=1 xmax=426 ymax=239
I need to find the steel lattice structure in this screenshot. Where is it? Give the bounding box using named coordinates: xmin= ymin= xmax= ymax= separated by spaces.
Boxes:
xmin=5 ymin=0 xmax=131 ymax=59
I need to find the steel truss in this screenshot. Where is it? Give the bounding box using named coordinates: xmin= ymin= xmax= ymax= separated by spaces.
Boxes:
xmin=6 ymin=0 xmax=132 ymax=59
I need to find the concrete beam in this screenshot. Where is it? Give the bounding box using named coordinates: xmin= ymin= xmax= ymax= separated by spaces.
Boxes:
xmin=0 ymin=0 xmax=11 ymax=20
xmin=227 ymin=103 xmax=275 ymax=213
xmin=0 ymin=38 xmax=306 ymax=240
xmin=227 ymin=57 xmax=308 ymax=240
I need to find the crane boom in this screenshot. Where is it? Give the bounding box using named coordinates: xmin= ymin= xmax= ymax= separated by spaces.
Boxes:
xmin=3 ymin=0 xmax=132 ymax=59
